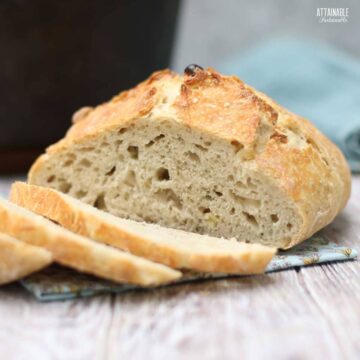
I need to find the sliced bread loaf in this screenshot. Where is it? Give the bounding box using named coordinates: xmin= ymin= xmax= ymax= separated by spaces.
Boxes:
xmin=10 ymin=182 xmax=275 ymax=274
xmin=0 ymin=232 xmax=52 ymax=285
xmin=0 ymin=198 xmax=181 ymax=286
xmin=28 ymin=67 xmax=351 ymax=248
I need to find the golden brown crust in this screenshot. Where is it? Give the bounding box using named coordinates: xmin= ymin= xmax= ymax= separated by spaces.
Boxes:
xmin=61 ymin=69 xmax=177 ymax=144
xmin=0 ymin=198 xmax=181 ymax=286
xmin=0 ymin=232 xmax=52 ymax=285
xmin=10 ymin=182 xmax=275 ymax=274
xmin=29 ymin=67 xmax=351 ymax=248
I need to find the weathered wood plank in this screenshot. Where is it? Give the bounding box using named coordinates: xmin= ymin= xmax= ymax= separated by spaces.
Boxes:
xmin=0 ymin=284 xmax=114 ymax=360
xmin=105 ymin=269 xmax=352 ymax=359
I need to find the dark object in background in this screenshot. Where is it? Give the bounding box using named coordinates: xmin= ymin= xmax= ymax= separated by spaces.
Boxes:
xmin=0 ymin=0 xmax=180 ymax=172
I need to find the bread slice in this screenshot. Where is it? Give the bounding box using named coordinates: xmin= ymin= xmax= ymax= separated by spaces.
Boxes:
xmin=10 ymin=182 xmax=275 ymax=274
xmin=0 ymin=198 xmax=181 ymax=286
xmin=0 ymin=232 xmax=52 ymax=285
xmin=27 ymin=67 xmax=351 ymax=249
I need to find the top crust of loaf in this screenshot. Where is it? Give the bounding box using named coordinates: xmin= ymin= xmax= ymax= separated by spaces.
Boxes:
xmin=29 ymin=67 xmax=351 ymax=248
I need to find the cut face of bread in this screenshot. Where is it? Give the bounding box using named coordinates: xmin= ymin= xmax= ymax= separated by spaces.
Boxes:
xmin=29 ymin=119 xmax=304 ymax=248
xmin=0 ymin=198 xmax=181 ymax=286
xmin=11 ymin=182 xmax=275 ymax=274
xmin=28 ymin=68 xmax=351 ymax=249
xmin=0 ymin=232 xmax=52 ymax=285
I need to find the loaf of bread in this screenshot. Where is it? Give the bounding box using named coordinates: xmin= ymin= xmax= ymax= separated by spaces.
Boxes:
xmin=28 ymin=66 xmax=351 ymax=249
xmin=10 ymin=182 xmax=275 ymax=274
xmin=0 ymin=232 xmax=52 ymax=285
xmin=0 ymin=198 xmax=181 ymax=285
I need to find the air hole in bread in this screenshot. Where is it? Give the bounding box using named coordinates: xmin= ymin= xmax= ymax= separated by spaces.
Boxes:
xmin=106 ymin=166 xmax=116 ymax=176
xmin=143 ymin=215 xmax=155 ymax=222
xmin=195 ymin=225 xmax=204 ymax=232
xmin=156 ymin=167 xmax=170 ymax=181
xmin=235 ymin=180 xmax=246 ymax=189
xmin=79 ymin=158 xmax=92 ymax=168
xmin=146 ymin=134 xmax=165 ymax=147
xmin=199 ymin=206 xmax=211 ymax=214
xmin=231 ymin=140 xmax=244 ymax=153
xmin=94 ymin=193 xmax=107 ymax=211
xmin=195 ymin=144 xmax=208 ymax=152
xmin=75 ymin=190 xmax=87 ymax=198
xmin=58 ymin=180 xmax=72 ymax=193
xmin=162 ymin=97 xmax=168 ymax=104
xmin=79 ymin=146 xmax=95 ymax=152
xmin=118 ymin=128 xmax=127 ymax=134
xmin=177 ymin=136 xmax=185 ymax=144
xmin=115 ymin=140 xmax=123 ymax=146
xmin=124 ymin=170 xmax=137 ymax=187
xmin=246 ymin=177 xmax=256 ymax=188
xmin=47 ymin=175 xmax=55 ymax=183
xmin=287 ymin=223 xmax=293 ymax=230
xmin=229 ymin=191 xmax=261 ymax=209
xmin=127 ymin=146 xmax=139 ymax=159
xmin=185 ymin=151 xmax=200 ymax=163
xmin=271 ymin=214 xmax=279 ymax=223
xmin=63 ymin=154 xmax=76 ymax=167
xmin=230 ymin=207 xmax=235 ymax=214
xmin=145 ymin=140 xmax=154 ymax=147
xmin=214 ymin=190 xmax=223 ymax=197
xmin=154 ymin=189 xmax=182 ymax=209
xmin=154 ymin=134 xmax=165 ymax=142
xmin=242 ymin=212 xmax=258 ymax=227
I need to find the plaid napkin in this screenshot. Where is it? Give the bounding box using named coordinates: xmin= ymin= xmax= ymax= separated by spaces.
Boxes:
xmin=21 ymin=236 xmax=357 ymax=301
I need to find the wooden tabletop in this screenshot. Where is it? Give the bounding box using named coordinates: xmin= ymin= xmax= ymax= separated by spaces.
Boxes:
xmin=0 ymin=176 xmax=359 ymax=360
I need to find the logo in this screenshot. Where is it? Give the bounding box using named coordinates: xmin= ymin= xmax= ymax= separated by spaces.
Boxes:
xmin=316 ymin=7 xmax=349 ymax=23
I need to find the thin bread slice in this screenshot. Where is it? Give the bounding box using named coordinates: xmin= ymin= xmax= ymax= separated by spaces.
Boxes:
xmin=0 ymin=197 xmax=181 ymax=286
xmin=0 ymin=232 xmax=52 ymax=285
xmin=10 ymin=182 xmax=276 ymax=274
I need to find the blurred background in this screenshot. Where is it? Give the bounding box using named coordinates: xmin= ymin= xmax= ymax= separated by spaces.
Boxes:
xmin=172 ymin=0 xmax=360 ymax=69
xmin=1 ymin=0 xmax=359 ymax=173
